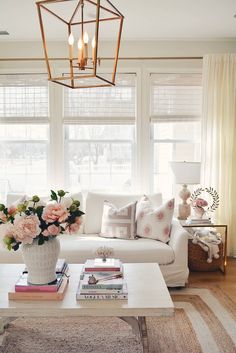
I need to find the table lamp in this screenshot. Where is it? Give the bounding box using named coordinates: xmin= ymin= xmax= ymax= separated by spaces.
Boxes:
xmin=170 ymin=161 xmax=201 ymax=220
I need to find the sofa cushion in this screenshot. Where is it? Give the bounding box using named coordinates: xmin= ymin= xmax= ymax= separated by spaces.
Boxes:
xmin=58 ymin=233 xmax=175 ymax=265
xmin=136 ymin=196 xmax=175 ymax=243
xmin=100 ymin=201 xmax=137 ymax=239
xmin=84 ymin=192 xmax=162 ymax=234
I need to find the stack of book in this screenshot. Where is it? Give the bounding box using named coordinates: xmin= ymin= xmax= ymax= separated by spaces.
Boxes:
xmin=76 ymin=258 xmax=128 ymax=300
xmin=8 ymin=259 xmax=69 ymax=301
xmin=186 ymin=218 xmax=212 ymax=225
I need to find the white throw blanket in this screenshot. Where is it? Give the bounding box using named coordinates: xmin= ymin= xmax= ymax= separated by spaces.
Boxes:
xmin=188 ymin=228 xmax=222 ymax=263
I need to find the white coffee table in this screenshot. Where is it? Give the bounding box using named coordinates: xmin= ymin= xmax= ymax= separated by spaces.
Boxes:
xmin=0 ymin=263 xmax=174 ymax=353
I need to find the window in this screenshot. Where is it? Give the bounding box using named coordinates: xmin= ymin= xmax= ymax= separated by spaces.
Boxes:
xmin=150 ymin=73 xmax=202 ymax=199
xmin=0 ymin=75 xmax=49 ymax=196
xmin=64 ymin=74 xmax=136 ymax=192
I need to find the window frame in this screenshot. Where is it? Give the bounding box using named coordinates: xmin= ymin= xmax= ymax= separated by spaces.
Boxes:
xmin=147 ymin=68 xmax=202 ymax=195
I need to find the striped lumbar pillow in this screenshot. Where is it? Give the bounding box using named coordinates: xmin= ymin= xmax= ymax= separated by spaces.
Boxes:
xmin=100 ymin=200 xmax=137 ymax=239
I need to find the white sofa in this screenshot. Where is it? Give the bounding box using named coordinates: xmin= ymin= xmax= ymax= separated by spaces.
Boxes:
xmin=0 ymin=192 xmax=189 ymax=287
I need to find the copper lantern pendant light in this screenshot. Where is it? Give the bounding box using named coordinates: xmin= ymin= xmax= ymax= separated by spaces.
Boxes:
xmin=36 ymin=0 xmax=124 ymax=89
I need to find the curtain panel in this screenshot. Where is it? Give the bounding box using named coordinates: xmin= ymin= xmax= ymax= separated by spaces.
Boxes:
xmin=202 ymin=54 xmax=236 ymax=255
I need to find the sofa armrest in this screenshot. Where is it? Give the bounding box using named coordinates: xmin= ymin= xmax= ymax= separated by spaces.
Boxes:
xmin=168 ymin=219 xmax=189 ymax=266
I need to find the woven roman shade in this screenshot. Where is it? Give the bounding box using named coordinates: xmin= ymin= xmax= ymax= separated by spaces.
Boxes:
xmin=150 ymin=73 xmax=202 ymax=122
xmin=63 ymin=73 xmax=136 ymax=124
xmin=0 ymin=74 xmax=49 ymax=123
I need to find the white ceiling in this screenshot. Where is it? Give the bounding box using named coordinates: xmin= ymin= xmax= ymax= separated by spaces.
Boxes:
xmin=0 ymin=0 xmax=236 ymax=41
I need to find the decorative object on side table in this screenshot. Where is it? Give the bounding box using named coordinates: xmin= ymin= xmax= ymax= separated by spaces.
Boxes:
xmin=0 ymin=190 xmax=84 ymax=285
xmin=170 ymin=161 xmax=201 ymax=220
xmin=190 ymin=187 xmax=219 ymax=222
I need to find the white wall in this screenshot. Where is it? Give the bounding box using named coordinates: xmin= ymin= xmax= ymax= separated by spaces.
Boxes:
xmin=0 ymin=39 xmax=236 ymax=71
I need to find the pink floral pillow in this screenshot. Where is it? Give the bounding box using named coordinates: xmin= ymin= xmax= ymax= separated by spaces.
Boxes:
xmin=136 ymin=196 xmax=175 ymax=243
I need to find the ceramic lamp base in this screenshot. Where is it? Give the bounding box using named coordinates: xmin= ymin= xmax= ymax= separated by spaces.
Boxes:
xmin=178 ymin=203 xmax=191 ymax=220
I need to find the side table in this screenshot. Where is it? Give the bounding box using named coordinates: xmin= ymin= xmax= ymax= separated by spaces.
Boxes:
xmin=180 ymin=221 xmax=227 ymax=273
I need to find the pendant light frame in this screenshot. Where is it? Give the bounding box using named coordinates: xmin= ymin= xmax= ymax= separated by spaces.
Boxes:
xmin=36 ymin=0 xmax=124 ymax=88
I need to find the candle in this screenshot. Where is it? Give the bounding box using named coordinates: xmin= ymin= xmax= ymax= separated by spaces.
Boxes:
xmin=78 ymin=37 xmax=83 ymax=67
xmin=68 ymin=33 xmax=74 ymax=60
xmin=83 ymin=32 xmax=89 ymax=62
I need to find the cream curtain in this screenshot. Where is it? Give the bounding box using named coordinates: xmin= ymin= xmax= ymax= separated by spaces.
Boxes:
xmin=202 ymin=54 xmax=236 ymax=256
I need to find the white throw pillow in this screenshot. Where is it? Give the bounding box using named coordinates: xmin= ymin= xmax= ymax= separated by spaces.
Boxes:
xmin=136 ymin=196 xmax=175 ymax=243
xmin=100 ymin=200 xmax=137 ymax=239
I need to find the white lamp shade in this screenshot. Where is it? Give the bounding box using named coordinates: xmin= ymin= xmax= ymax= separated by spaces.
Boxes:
xmin=170 ymin=161 xmax=201 ymax=185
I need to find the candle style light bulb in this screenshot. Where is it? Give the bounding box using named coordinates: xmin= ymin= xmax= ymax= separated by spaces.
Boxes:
xmin=83 ymin=32 xmax=89 ymax=62
xmin=68 ymin=33 xmax=74 ymax=46
xmin=68 ymin=33 xmax=74 ymax=60
xmin=78 ymin=37 xmax=83 ymax=68
xmin=92 ymin=37 xmax=96 ymax=48
xmin=83 ymin=31 xmax=89 ymax=44
xmin=78 ymin=37 xmax=83 ymax=50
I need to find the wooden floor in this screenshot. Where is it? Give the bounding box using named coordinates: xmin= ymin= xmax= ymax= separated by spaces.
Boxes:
xmin=189 ymin=257 xmax=236 ymax=303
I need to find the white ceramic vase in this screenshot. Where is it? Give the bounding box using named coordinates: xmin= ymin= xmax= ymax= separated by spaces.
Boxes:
xmin=193 ymin=206 xmax=205 ymax=220
xmin=21 ymin=237 xmax=60 ymax=285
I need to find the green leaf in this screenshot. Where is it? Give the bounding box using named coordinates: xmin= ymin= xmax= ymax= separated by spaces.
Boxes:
xmin=12 ymin=243 xmax=20 ymax=251
xmin=50 ymin=190 xmax=58 ymax=202
xmin=38 ymin=236 xmax=45 ymax=245
xmin=7 ymin=244 xmax=12 ymax=251
xmin=35 ymin=206 xmax=44 ymax=218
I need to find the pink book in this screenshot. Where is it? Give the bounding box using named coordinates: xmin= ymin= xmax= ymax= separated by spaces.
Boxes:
xmin=15 ymin=273 xmax=64 ymax=292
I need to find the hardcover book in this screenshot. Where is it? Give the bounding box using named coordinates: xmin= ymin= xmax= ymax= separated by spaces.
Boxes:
xmin=76 ymin=283 xmax=128 ymax=300
xmin=84 ymin=258 xmax=122 ymax=272
xmin=15 ymin=271 xmax=67 ymax=292
xmin=9 ymin=275 xmax=69 ymax=301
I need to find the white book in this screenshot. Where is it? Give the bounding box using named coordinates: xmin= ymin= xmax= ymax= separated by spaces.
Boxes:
xmin=84 ymin=258 xmax=122 ymax=272
xmin=76 ymin=283 xmax=128 ymax=300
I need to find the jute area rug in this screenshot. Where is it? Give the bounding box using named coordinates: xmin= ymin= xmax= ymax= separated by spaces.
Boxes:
xmin=1 ymin=285 xmax=236 ymax=353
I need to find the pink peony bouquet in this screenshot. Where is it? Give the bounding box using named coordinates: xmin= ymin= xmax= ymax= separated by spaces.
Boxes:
xmin=191 ymin=197 xmax=208 ymax=209
xmin=0 ymin=190 xmax=84 ymax=251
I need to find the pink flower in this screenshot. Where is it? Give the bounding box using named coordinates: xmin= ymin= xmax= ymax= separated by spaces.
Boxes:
xmin=42 ymin=229 xmax=49 ymax=237
xmin=192 ymin=198 xmax=208 ymax=208
xmin=43 ymin=224 xmax=61 ymax=237
xmin=156 ymin=211 xmax=164 ymax=221
xmin=13 ymin=214 xmax=41 ymax=244
xmin=8 ymin=205 xmax=17 ymax=216
xmin=67 ymin=222 xmax=80 ymax=234
xmin=65 ymin=217 xmax=83 ymax=234
xmin=75 ymin=217 xmax=82 ymax=225
xmin=0 ymin=211 xmax=7 ymax=222
xmin=42 ymin=203 xmax=69 ymax=224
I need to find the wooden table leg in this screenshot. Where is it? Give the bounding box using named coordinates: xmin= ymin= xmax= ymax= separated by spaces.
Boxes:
xmin=138 ymin=316 xmax=149 ymax=353
xmin=0 ymin=317 xmax=17 ymax=347
xmin=119 ymin=316 xmax=149 ymax=353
